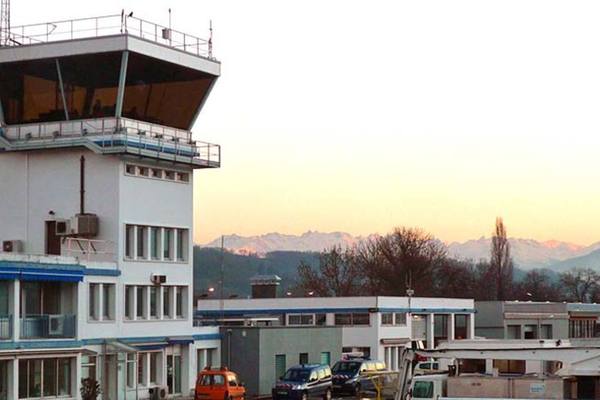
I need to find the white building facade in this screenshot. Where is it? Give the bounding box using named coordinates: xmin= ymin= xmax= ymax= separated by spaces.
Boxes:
xmin=196 ymin=296 xmax=475 ymax=371
xmin=0 ymin=15 xmax=221 ymax=399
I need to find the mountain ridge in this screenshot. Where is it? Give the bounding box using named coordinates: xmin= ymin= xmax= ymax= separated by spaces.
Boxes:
xmin=202 ymin=231 xmax=600 ymax=270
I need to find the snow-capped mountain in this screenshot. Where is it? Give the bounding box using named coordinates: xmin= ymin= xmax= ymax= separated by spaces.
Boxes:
xmin=202 ymin=231 xmax=374 ymax=255
xmin=202 ymin=231 xmax=600 ymax=270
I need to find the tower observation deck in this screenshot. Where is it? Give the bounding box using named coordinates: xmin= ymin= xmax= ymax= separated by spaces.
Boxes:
xmin=0 ymin=14 xmax=220 ymax=168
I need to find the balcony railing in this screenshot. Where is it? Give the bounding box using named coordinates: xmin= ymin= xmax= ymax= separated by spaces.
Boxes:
xmin=5 ymin=14 xmax=214 ymax=59
xmin=1 ymin=117 xmax=221 ymax=168
xmin=21 ymin=314 xmax=77 ymax=339
xmin=64 ymin=238 xmax=116 ymax=263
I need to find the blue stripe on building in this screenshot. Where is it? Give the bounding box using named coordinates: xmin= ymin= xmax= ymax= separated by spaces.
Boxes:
xmin=195 ymin=307 xmax=475 ymax=317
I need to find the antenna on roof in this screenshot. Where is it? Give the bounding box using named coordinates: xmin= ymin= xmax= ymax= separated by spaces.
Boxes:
xmin=209 ymin=20 xmax=213 ymax=58
xmin=0 ymin=0 xmax=10 ymax=46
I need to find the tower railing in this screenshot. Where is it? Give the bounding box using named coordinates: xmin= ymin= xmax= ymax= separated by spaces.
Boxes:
xmin=5 ymin=14 xmax=213 ymax=58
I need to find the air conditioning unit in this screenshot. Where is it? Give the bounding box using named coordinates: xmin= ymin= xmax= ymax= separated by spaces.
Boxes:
xmin=151 ymin=274 xmax=167 ymax=285
xmin=55 ymin=219 xmax=71 ymax=236
xmin=2 ymin=240 xmax=23 ymax=253
xmin=149 ymin=385 xmax=168 ymax=400
xmin=48 ymin=315 xmax=64 ymax=336
xmin=70 ymin=214 xmax=99 ymax=237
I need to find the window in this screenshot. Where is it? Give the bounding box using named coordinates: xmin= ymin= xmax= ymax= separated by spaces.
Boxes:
xmin=176 ymin=287 xmax=184 ymax=318
xmin=352 ymin=313 xmax=370 ymax=326
xmin=126 ymin=353 xmax=136 ymax=388
xmin=493 ymin=359 xmax=526 ymax=374
xmin=316 ymin=314 xmax=327 ymax=326
xmin=103 ymin=284 xmax=114 ymax=320
xmin=455 ymin=314 xmax=468 ymax=339
xmin=19 ymin=358 xmax=72 ymax=399
xmin=412 ymin=381 xmax=433 ymax=398
xmin=151 ymin=168 xmax=163 ymax=179
xmin=126 ymin=164 xmax=136 ymax=175
xmin=138 ymin=353 xmax=147 ymax=386
xmin=382 ymin=313 xmax=393 ymax=325
xmin=164 ymin=170 xmax=175 ymax=180
xmin=138 ymin=166 xmax=149 ymax=177
xmin=163 ymin=287 xmax=171 ymax=318
xmin=81 ymin=355 xmax=96 ymax=380
xmin=176 ymin=229 xmax=188 ymax=262
xmin=275 ymin=355 xmax=286 ymax=380
xmin=89 ymin=283 xmax=98 ymax=320
xmin=570 ymin=318 xmax=596 ymax=338
xmin=434 ymin=314 xmax=449 ymax=345
xmin=395 ymin=313 xmax=407 ymax=325
xmin=507 ymin=324 xmax=521 ymax=339
xmin=320 ymin=352 xmax=331 ymax=366
xmin=335 ymin=313 xmax=352 ymax=326
xmin=164 ymin=229 xmax=173 ymax=260
xmin=317 ymin=368 xmax=326 ymax=380
xmin=125 ymin=285 xmax=134 ymax=319
xmin=299 ymin=353 xmax=309 ymax=364
xmin=177 ymin=172 xmax=190 ymax=182
xmin=540 ymin=324 xmax=552 ymax=339
xmin=137 ymin=286 xmax=146 ymax=319
xmin=288 ymin=314 xmax=314 ymax=326
xmin=137 ymin=226 xmax=147 ymax=259
xmin=524 ymin=325 xmax=537 ymax=339
xmin=150 ymin=352 xmax=159 ymax=384
xmin=125 ymin=225 xmax=135 ymax=259
xmin=150 ymin=227 xmax=161 ymax=260
xmin=150 ymin=287 xmax=158 ymax=318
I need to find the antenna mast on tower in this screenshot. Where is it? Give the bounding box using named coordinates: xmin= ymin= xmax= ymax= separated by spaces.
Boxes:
xmin=0 ymin=0 xmax=10 ymax=46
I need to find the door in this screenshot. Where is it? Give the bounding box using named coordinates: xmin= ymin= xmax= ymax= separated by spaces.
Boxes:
xmin=167 ymin=354 xmax=182 ymax=395
xmin=45 ymin=221 xmax=61 ymax=255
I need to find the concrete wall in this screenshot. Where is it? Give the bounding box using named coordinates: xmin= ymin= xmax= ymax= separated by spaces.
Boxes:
xmin=221 ymin=326 xmax=342 ymax=397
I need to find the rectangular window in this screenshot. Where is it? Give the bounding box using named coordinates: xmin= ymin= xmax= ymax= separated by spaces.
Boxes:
xmin=275 ymin=355 xmax=286 ymax=380
xmin=103 ymin=284 xmax=114 ymax=320
xmin=150 ymin=287 xmax=158 ymax=318
xmin=125 ymin=225 xmax=135 ymax=259
xmin=125 ymin=285 xmax=134 ymax=319
xmin=19 ymin=358 xmax=72 ymax=399
xmin=137 ymin=226 xmax=147 ymax=259
xmin=382 ymin=313 xmax=393 ymax=325
xmin=320 ymin=352 xmax=331 ymax=366
xmin=176 ymin=229 xmax=188 ymax=262
xmin=126 ymin=353 xmax=135 ymax=388
xmin=395 ymin=313 xmax=407 ymax=325
xmin=163 ymin=287 xmax=171 ymax=318
xmin=81 ymin=355 xmax=96 ymax=380
xmin=137 ymin=166 xmax=149 ymax=177
xmin=335 ymin=313 xmax=352 ymax=326
xmin=352 ymin=313 xmax=370 ymax=326
xmin=136 ymin=286 xmax=146 ymax=319
xmin=138 ymin=353 xmax=147 ymax=386
xmin=151 ymin=168 xmax=163 ymax=179
xmin=455 ymin=314 xmax=468 ymax=339
xmin=150 ymin=227 xmax=160 ymax=260
xmin=177 ymin=172 xmax=190 ymax=182
xmin=150 ymin=352 xmax=159 ymax=384
xmin=43 ymin=359 xmax=56 ymax=397
xmin=493 ymin=359 xmax=526 ymax=374
xmin=524 ymin=324 xmax=538 ymax=339
xmin=164 ymin=170 xmax=175 ymax=180
xmin=164 ymin=229 xmax=173 ymax=260
xmin=89 ymin=283 xmax=98 ymax=320
xmin=507 ymin=324 xmax=521 ymax=339
xmin=126 ymin=164 xmax=136 ymax=175
xmin=540 ymin=324 xmax=552 ymax=339
xmin=176 ymin=287 xmax=184 ymax=318
xmin=288 ymin=314 xmax=314 ymax=326
xmin=299 ymin=353 xmax=309 ymax=364
xmin=316 ymin=314 xmax=327 ymax=326
xmin=434 ymin=314 xmax=449 ymax=346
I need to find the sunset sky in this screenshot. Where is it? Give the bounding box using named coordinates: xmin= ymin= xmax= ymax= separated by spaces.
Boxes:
xmin=16 ymin=0 xmax=600 ymax=245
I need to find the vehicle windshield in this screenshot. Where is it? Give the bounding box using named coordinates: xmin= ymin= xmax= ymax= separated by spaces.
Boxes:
xmin=199 ymin=374 xmax=225 ymax=386
xmin=332 ymin=362 xmax=361 ymax=374
xmin=412 ymin=381 xmax=434 ymax=398
xmin=283 ymin=369 xmax=311 ymax=382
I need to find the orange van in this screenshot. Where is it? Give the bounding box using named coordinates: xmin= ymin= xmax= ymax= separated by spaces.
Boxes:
xmin=195 ymin=367 xmax=246 ymax=400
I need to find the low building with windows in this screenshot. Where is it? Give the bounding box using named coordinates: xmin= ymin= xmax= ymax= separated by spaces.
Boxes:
xmin=475 ymin=301 xmax=600 ymax=340
xmin=220 ymin=326 xmax=342 ymax=397
xmin=0 ymin=12 xmax=222 ymax=399
xmin=196 ymin=296 xmax=475 ymax=370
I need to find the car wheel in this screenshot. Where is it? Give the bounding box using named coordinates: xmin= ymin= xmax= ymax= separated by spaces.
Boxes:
xmin=354 ymin=383 xmax=361 ymax=396
xmin=323 ymin=389 xmax=332 ymax=400
xmin=301 ymin=391 xmax=308 ymax=400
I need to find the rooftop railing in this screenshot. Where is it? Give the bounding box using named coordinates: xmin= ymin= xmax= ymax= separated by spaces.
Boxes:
xmin=5 ymin=13 xmax=214 ymax=59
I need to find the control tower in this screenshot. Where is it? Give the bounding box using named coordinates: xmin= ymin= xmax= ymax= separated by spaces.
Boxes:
xmin=0 ymin=14 xmax=221 ymax=399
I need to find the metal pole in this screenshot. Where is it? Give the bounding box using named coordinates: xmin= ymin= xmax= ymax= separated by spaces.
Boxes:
xmin=115 ymin=51 xmax=129 ymax=118
xmin=55 ymin=59 xmax=70 ymax=120
xmin=80 ymin=156 xmax=85 ymax=214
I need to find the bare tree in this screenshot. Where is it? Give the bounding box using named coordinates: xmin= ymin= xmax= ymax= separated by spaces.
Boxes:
xmin=514 ymin=269 xmax=562 ymax=301
xmin=296 ymin=246 xmax=364 ymax=297
xmin=559 ymin=268 xmax=599 ymax=302
xmin=490 ymin=217 xmax=514 ymax=300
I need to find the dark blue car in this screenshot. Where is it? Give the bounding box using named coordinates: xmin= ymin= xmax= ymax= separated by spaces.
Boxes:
xmin=272 ymin=364 xmax=333 ymax=400
xmin=331 ymin=359 xmax=386 ymax=396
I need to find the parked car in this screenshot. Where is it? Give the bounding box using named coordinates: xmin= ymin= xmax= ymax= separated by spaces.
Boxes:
xmin=195 ymin=367 xmax=245 ymax=400
xmin=331 ymin=359 xmax=386 ymax=396
xmin=272 ymin=364 xmax=333 ymax=400
xmin=413 ymin=361 xmax=441 ymax=376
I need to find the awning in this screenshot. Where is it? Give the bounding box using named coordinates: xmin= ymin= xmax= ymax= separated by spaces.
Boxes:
xmin=380 ymin=338 xmax=410 ymax=345
xmin=136 ymin=343 xmax=168 ymax=351
xmin=105 ymin=340 xmax=138 ymax=353
xmin=168 ymin=336 xmax=195 ymax=345
xmin=0 ymin=261 xmax=84 ymax=282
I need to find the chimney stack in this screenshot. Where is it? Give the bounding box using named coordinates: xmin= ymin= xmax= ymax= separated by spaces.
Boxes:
xmin=250 ymin=275 xmax=281 ymax=299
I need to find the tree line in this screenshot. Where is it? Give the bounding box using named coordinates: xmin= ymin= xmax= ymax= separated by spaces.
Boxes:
xmin=294 ymin=218 xmax=600 ymax=302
